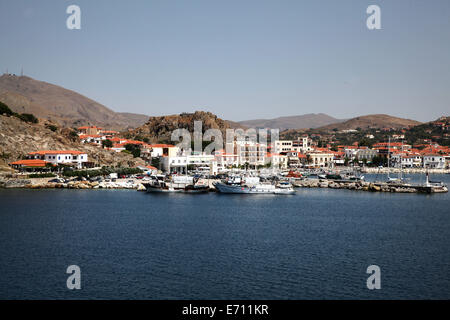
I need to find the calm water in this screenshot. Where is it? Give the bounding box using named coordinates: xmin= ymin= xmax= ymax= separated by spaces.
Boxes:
xmin=0 ymin=174 xmax=449 ymax=299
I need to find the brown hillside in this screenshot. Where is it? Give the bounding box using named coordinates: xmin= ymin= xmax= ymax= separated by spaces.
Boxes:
xmin=315 ymin=114 xmax=421 ymax=131
xmin=0 ymin=74 xmax=149 ymax=130
xmin=128 ymin=111 xmax=245 ymax=143
xmin=239 ymin=113 xmax=343 ymax=130
xmin=0 ymin=115 xmax=144 ymax=172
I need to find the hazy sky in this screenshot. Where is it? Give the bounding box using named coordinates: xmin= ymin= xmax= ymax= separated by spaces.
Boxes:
xmin=1 ymin=0 xmax=449 ymax=122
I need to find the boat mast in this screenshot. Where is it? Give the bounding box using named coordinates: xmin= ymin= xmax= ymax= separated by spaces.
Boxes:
xmin=387 ymin=136 xmax=391 ymax=179
xmin=399 ymin=139 xmax=403 ymax=181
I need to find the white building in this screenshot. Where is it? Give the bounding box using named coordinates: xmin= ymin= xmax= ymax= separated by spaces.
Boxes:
xmin=266 ymin=153 xmax=288 ymax=169
xmin=292 ymin=136 xmax=312 ymax=153
xmin=274 ymin=140 xmax=293 ymax=154
xmin=28 ymin=150 xmax=88 ymax=169
xmin=162 ymin=153 xmax=215 ymax=173
xmin=423 ymin=154 xmax=446 ymax=169
xmin=226 ymin=140 xmax=267 ymax=167
xmin=306 ymin=152 xmax=334 ymax=168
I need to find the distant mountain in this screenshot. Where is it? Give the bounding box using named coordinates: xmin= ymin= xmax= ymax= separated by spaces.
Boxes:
xmin=0 ymin=74 xmax=149 ymax=130
xmin=315 ymin=114 xmax=422 ymax=131
xmin=238 ymin=113 xmax=344 ymax=130
xmin=128 ymin=111 xmax=245 ymax=143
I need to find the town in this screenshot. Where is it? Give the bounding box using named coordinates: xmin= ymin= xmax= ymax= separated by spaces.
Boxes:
xmin=8 ymin=122 xmax=450 ymax=175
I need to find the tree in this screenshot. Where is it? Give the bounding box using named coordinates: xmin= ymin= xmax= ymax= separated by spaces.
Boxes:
xmin=102 ymin=139 xmax=113 ymax=148
xmin=151 ymin=157 xmax=160 ymax=169
xmin=17 ymin=113 xmax=38 ymax=123
xmin=344 ymin=157 xmax=350 ymax=166
xmin=0 ymin=101 xmax=14 ymax=116
xmin=46 ymin=124 xmax=58 ymax=132
xmin=125 ymin=144 xmax=141 ymax=158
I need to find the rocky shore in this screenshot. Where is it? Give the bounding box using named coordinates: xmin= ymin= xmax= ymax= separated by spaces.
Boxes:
xmin=292 ymin=179 xmax=418 ymax=193
xmin=0 ymin=176 xmax=146 ymax=190
xmin=361 ymin=167 xmax=450 ymax=174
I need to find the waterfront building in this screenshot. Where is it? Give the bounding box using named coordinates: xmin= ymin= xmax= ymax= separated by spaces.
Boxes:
xmin=25 ymin=150 xmax=88 ymax=169
xmin=274 ymin=140 xmax=293 ymax=154
xmin=423 ymin=154 xmax=446 ymax=169
xmin=140 ymin=144 xmax=178 ymax=160
xmin=305 ymin=152 xmax=334 ymax=168
xmin=355 ymin=148 xmax=379 ymax=162
xmin=162 ymin=153 xmax=215 ymax=173
xmin=266 ymin=153 xmax=288 ymax=169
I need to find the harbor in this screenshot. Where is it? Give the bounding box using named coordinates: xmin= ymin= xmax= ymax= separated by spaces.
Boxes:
xmin=1 ymin=168 xmax=447 ymax=194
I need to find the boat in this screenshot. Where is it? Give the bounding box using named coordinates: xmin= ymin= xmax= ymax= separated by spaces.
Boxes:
xmin=214 ymin=176 xmax=295 ymax=195
xmin=412 ymin=172 xmax=448 ymax=193
xmin=143 ymin=175 xmax=209 ymax=193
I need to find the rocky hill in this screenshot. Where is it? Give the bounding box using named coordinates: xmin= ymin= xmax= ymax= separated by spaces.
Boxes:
xmin=0 ymin=74 xmax=149 ymax=130
xmin=238 ymin=113 xmax=343 ymax=130
xmin=315 ymin=114 xmax=421 ymax=132
xmin=127 ymin=111 xmax=244 ymax=143
xmin=0 ymin=114 xmax=144 ymax=172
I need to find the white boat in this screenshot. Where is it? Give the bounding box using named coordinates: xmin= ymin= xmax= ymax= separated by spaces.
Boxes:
xmin=413 ymin=172 xmax=448 ymax=193
xmin=143 ymin=175 xmax=209 ymax=193
xmin=214 ymin=178 xmax=295 ymax=195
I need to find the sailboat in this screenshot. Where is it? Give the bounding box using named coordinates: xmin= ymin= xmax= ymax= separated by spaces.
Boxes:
xmin=386 ymin=137 xmax=409 ymax=185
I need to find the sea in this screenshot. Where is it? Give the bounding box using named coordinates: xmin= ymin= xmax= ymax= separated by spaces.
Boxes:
xmin=0 ymin=174 xmax=449 ymax=299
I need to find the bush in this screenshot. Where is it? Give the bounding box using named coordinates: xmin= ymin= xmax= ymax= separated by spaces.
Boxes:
xmin=28 ymin=173 xmax=56 ymax=178
xmin=125 ymin=144 xmax=141 ymax=158
xmin=62 ymin=167 xmax=143 ymax=178
xmin=102 ymin=139 xmax=113 ymax=148
xmin=16 ymin=113 xmax=38 ymax=123
xmin=46 ymin=124 xmax=58 ymax=132
xmin=0 ymin=101 xmax=14 ymax=116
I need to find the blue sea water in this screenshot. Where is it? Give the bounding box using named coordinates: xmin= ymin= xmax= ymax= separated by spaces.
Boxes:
xmin=0 ymin=174 xmax=449 ymax=299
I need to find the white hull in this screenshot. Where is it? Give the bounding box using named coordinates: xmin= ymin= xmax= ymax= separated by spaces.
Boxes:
xmin=215 ymin=183 xmax=295 ymax=195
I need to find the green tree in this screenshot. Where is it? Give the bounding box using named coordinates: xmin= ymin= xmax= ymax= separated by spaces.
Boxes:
xmin=102 ymin=139 xmax=113 ymax=148
xmin=17 ymin=113 xmax=38 ymax=123
xmin=125 ymin=144 xmax=141 ymax=158
xmin=0 ymin=101 xmax=14 ymax=116
xmin=151 ymin=157 xmax=160 ymax=168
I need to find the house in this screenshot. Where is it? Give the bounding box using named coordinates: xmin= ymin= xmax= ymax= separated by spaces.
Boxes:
xmin=141 ymin=144 xmax=178 ymax=159
xmin=273 ymin=140 xmax=293 ymax=154
xmin=266 ymin=153 xmax=288 ymax=169
xmin=292 ymin=136 xmax=312 ymax=153
xmin=77 ymin=126 xmax=102 ymax=135
xmin=27 ymin=150 xmax=89 ymax=169
xmin=423 ymin=154 xmax=446 ymax=169
xmin=305 ymin=152 xmax=334 ymax=168
xmin=162 ymin=153 xmax=215 ymax=173
xmin=10 ymin=159 xmax=53 ymax=172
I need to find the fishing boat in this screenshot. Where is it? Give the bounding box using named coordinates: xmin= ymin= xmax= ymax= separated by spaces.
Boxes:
xmin=143 ymin=175 xmax=209 ymax=193
xmin=214 ymin=177 xmax=295 ymax=194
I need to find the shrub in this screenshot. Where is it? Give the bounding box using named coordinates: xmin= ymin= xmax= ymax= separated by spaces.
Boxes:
xmin=16 ymin=113 xmax=38 ymax=123
xmin=0 ymin=101 xmax=14 ymax=116
xmin=46 ymin=124 xmax=58 ymax=132
xmin=62 ymin=167 xmax=142 ymax=178
xmin=102 ymin=139 xmax=113 ymax=148
xmin=28 ymin=173 xmax=56 ymax=178
xmin=125 ymin=144 xmax=141 ymax=158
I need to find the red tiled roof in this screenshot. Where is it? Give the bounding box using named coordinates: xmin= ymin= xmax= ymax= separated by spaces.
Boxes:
xmin=10 ymin=159 xmax=52 ymax=167
xmin=28 ymin=150 xmax=85 ymax=155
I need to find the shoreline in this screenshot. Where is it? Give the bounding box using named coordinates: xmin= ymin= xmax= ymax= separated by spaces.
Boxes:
xmin=360 ymin=168 xmax=450 ymax=174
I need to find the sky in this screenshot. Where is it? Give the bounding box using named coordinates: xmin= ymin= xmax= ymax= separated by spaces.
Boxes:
xmin=0 ymin=0 xmax=449 ymax=122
